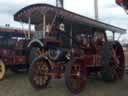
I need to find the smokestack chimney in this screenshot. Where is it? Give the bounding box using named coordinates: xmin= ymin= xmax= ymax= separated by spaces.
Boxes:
xmin=56 ymin=0 xmax=64 ymax=8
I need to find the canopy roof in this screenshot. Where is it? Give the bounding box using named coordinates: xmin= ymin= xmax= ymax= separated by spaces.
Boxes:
xmin=14 ymin=3 xmax=126 ymax=34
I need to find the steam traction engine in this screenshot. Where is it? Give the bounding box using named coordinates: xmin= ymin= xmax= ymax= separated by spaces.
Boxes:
xmin=0 ymin=27 xmax=31 ymax=80
xmin=14 ymin=4 xmax=126 ymax=94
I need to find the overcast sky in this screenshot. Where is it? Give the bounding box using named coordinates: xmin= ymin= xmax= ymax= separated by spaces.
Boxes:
xmin=0 ymin=0 xmax=128 ymax=41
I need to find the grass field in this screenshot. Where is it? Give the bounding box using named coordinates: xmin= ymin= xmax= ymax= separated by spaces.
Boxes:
xmin=0 ymin=70 xmax=128 ymax=96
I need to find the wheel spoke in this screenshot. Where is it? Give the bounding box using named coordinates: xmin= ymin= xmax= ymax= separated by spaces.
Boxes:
xmin=35 ymin=48 xmax=47 ymax=57
xmin=33 ymin=76 xmax=40 ymax=85
xmin=112 ymin=42 xmax=124 ymax=79
xmin=65 ymin=59 xmax=87 ymax=94
xmin=30 ymin=57 xmax=51 ymax=89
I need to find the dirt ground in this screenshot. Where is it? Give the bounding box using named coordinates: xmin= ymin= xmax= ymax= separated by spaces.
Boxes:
xmin=124 ymin=48 xmax=128 ymax=65
xmin=0 ymin=71 xmax=128 ymax=96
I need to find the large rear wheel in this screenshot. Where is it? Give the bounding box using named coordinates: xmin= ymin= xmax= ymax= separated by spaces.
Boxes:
xmin=64 ymin=59 xmax=87 ymax=94
xmin=101 ymin=41 xmax=124 ymax=81
xmin=113 ymin=41 xmax=125 ymax=79
xmin=29 ymin=56 xmax=51 ymax=89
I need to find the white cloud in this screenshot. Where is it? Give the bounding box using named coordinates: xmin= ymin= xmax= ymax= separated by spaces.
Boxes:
xmin=0 ymin=0 xmax=128 ymax=40
xmin=64 ymin=0 xmax=94 ymax=18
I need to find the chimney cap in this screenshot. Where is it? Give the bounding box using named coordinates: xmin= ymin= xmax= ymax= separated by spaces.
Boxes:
xmin=56 ymin=0 xmax=64 ymax=8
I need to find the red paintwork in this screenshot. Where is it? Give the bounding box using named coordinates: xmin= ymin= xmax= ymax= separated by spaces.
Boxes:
xmin=0 ymin=27 xmax=30 ymax=66
xmin=3 ymin=56 xmax=26 ymax=65
xmin=0 ymin=27 xmax=32 ymax=37
xmin=72 ymin=55 xmax=101 ymax=67
xmin=116 ymin=0 xmax=124 ymax=5
xmin=0 ymin=47 xmax=27 ymax=65
xmin=42 ymin=38 xmax=63 ymax=47
xmin=116 ymin=0 xmax=128 ymax=10
xmin=71 ymin=44 xmax=102 ymax=67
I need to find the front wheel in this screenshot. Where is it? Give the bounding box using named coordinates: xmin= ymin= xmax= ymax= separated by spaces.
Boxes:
xmin=64 ymin=59 xmax=87 ymax=94
xmin=29 ymin=56 xmax=51 ymax=89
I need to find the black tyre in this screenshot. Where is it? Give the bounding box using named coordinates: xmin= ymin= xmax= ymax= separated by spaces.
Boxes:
xmin=101 ymin=41 xmax=124 ymax=81
xmin=29 ymin=48 xmax=38 ymax=65
xmin=29 ymin=56 xmax=51 ymax=89
xmin=64 ymin=59 xmax=87 ymax=94
xmin=113 ymin=41 xmax=125 ymax=79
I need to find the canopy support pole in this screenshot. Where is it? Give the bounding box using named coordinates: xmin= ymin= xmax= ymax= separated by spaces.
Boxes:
xmin=70 ymin=24 xmax=73 ymax=48
xmin=43 ymin=14 xmax=46 ymax=38
xmin=113 ymin=31 xmax=115 ymax=40
xmin=28 ymin=16 xmax=31 ymax=39
xmin=20 ymin=19 xmax=27 ymax=39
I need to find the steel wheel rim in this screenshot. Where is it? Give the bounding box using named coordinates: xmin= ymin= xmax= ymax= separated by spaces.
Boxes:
xmin=108 ymin=57 xmax=117 ymax=79
xmin=65 ymin=60 xmax=87 ymax=94
xmin=113 ymin=44 xmax=125 ymax=79
xmin=69 ymin=64 xmax=82 ymax=90
xmin=100 ymin=41 xmax=124 ymax=81
xmin=108 ymin=48 xmax=124 ymax=80
xmin=106 ymin=48 xmax=121 ymax=80
xmin=35 ymin=48 xmax=47 ymax=57
xmin=30 ymin=58 xmax=51 ymax=89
